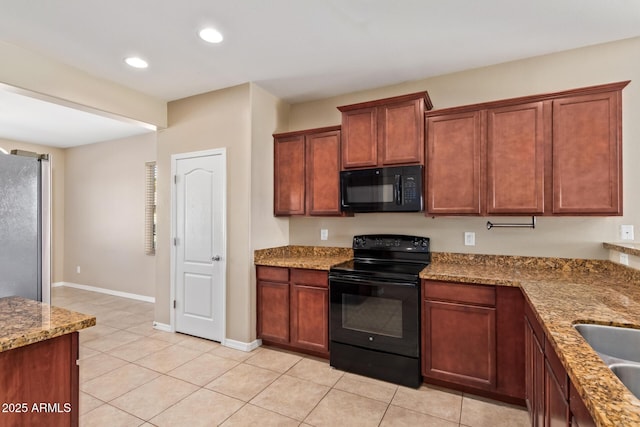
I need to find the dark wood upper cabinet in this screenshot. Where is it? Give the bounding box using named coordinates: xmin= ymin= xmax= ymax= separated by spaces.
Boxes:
xmin=273 ymin=126 xmax=342 ymax=216
xmin=487 ymin=102 xmax=546 ymax=214
xmin=552 ymin=90 xmax=622 ymax=215
xmin=426 ymin=110 xmax=483 ymax=215
xmin=425 ymin=80 xmax=629 ymax=216
xmin=339 ymin=91 xmax=433 ymax=169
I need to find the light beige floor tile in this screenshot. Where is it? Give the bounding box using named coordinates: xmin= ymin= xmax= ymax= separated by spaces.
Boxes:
xmin=381 ymin=404 xmax=459 ymax=427
xmin=210 ymin=345 xmax=261 ymax=362
xmin=168 ymin=352 xmax=239 ymax=386
xmin=205 ymin=363 xmax=280 ymax=401
xmin=245 ymin=347 xmax=302 ymax=373
xmin=286 ymin=357 xmax=344 ymax=387
xmin=148 ymin=330 xmax=195 ymax=344
xmin=125 ymin=322 xmax=157 ymax=337
xmin=304 ymin=388 xmax=388 ymax=427
xmin=333 ymin=372 xmax=399 ymax=403
xmin=79 ymin=345 xmax=100 ymax=360
xmin=110 ymin=375 xmax=198 ymax=420
xmin=134 ymin=344 xmax=203 ymax=373
xmin=107 ymin=336 xmax=173 ymax=362
xmin=79 ymin=324 xmax=119 ymax=342
xmin=81 ymin=403 xmax=146 ymax=427
xmin=81 ymin=363 xmax=160 ymax=402
xmin=79 ymin=353 xmax=128 ymax=382
xmin=391 ymin=384 xmax=462 ymax=423
xmin=79 ymin=391 xmax=104 ymax=415
xmin=177 ymin=334 xmax=222 ymax=352
xmin=150 ymin=388 xmax=244 ymax=427
xmin=82 ymin=330 xmax=142 ymax=352
xmin=221 ymin=403 xmax=300 ymax=427
xmin=250 ymin=375 xmax=329 ymax=420
xmin=460 ymin=394 xmax=529 ymax=427
xmin=101 ymin=311 xmax=151 ymax=329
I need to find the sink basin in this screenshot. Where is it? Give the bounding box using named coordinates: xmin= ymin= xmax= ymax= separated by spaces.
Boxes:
xmin=610 ymin=364 xmax=640 ymax=399
xmin=574 ymin=323 xmax=640 ymax=399
xmin=574 ymin=323 xmax=640 ymax=365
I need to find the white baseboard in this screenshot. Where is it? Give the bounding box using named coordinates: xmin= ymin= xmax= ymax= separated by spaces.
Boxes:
xmin=54 ymin=282 xmax=155 ymax=303
xmin=152 ymin=322 xmax=173 ymax=332
xmin=223 ymin=338 xmax=262 ymax=352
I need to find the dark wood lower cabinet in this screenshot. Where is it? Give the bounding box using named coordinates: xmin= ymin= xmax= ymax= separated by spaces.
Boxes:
xmin=525 ymin=303 xmax=596 ymax=427
xmin=422 ymin=280 xmax=525 ymax=403
xmin=256 ymin=266 xmax=329 ymax=358
xmin=0 ymin=333 xmax=79 ymax=427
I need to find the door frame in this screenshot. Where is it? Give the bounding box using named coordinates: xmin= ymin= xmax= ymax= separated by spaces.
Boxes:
xmin=170 ymin=148 xmax=227 ymax=343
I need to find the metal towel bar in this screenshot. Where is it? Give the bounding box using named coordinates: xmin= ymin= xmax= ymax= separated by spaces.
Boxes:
xmin=486 ymin=216 xmax=536 ymax=230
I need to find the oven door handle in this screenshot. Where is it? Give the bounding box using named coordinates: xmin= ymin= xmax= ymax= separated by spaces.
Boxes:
xmin=329 ymin=275 xmax=417 ymax=288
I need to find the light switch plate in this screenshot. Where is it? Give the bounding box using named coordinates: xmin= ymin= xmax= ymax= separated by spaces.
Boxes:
xmin=320 ymin=229 xmax=328 ymax=241
xmin=620 ymin=253 xmax=629 ymax=266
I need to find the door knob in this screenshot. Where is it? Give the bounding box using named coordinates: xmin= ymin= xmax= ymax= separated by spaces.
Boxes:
xmin=212 ymin=255 xmax=221 ymax=261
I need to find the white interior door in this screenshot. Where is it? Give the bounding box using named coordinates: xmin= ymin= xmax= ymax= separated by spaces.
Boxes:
xmin=173 ymin=149 xmax=226 ymax=341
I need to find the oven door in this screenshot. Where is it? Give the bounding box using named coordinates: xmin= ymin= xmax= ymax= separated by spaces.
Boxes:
xmin=329 ymin=275 xmax=420 ymax=358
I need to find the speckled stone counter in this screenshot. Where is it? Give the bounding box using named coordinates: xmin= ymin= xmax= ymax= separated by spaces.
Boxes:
xmin=604 ymin=242 xmax=640 ymax=258
xmin=421 ymin=253 xmax=640 ymax=427
xmin=254 ymin=245 xmax=353 ymax=270
xmin=0 ymin=296 xmax=96 ymax=353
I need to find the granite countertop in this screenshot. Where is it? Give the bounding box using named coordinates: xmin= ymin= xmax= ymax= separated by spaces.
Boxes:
xmin=254 ymin=245 xmax=353 ymax=270
xmin=604 ymin=242 xmax=640 ymax=258
xmin=421 ymin=253 xmax=640 ymax=427
xmin=0 ymin=296 xmax=96 ymax=353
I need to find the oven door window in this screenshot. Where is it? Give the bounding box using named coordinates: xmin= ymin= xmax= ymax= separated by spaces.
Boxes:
xmin=342 ymin=294 xmax=402 ymax=338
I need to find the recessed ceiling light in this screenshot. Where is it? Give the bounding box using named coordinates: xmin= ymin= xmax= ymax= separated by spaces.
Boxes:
xmin=124 ymin=56 xmax=148 ymax=69
xmin=198 ymin=27 xmax=223 ymax=44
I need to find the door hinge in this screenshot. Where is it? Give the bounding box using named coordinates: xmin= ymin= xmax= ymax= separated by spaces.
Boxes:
xmin=173 ymin=237 xmax=178 ymax=246
xmin=174 ymin=175 xmax=177 ymax=184
xmin=173 ymin=300 xmax=176 ymax=309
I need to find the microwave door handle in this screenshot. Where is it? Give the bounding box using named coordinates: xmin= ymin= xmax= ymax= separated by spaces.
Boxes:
xmin=394 ymin=175 xmax=402 ymax=205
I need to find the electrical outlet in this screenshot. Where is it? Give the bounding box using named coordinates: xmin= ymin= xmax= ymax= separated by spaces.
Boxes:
xmin=464 ymin=232 xmax=475 ymax=246
xmin=320 ymin=229 xmax=328 ymax=241
xmin=76 ymin=265 xmax=81 ymax=274
xmin=620 ymin=253 xmax=629 ymax=266
xmin=621 ymin=225 xmax=635 ymax=240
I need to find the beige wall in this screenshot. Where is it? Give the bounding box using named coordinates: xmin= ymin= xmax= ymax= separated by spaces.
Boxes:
xmin=286 ymin=37 xmax=640 ymax=259
xmin=0 ymin=139 xmax=65 ymax=283
xmin=0 ymin=41 xmax=167 ymax=128
xmin=63 ymin=133 xmax=156 ymax=297
xmin=156 ymin=84 xmax=253 ymax=342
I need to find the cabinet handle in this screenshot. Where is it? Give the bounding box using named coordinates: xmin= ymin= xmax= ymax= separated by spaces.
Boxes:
xmin=212 ymin=255 xmax=221 ymax=261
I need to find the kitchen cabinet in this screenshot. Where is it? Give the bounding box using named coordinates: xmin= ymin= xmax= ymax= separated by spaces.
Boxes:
xmin=273 ymin=126 xmax=342 ymax=216
xmin=422 ymin=280 xmax=525 ymax=401
xmin=426 ymin=111 xmax=483 ymax=215
xmin=425 ymin=81 xmax=628 ymax=217
xmin=338 ymin=91 xmax=432 ymax=169
xmin=0 ymin=333 xmax=79 ymax=427
xmin=256 ymin=266 xmax=329 ymax=357
xmin=552 ymin=90 xmax=622 ymax=215
xmin=525 ymin=302 xmax=595 ymax=427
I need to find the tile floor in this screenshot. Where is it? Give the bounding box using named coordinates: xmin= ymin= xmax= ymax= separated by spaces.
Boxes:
xmin=52 ymin=286 xmax=530 ymax=427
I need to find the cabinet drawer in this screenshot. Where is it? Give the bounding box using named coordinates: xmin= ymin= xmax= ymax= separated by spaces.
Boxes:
xmin=290 ymin=268 xmax=328 ymax=288
xmin=257 ymin=266 xmax=289 ymax=282
xmin=423 ymin=281 xmax=495 ymax=306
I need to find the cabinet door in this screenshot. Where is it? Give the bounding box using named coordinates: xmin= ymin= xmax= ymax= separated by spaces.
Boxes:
xmin=423 ymin=299 xmax=496 ymax=390
xmin=545 ymin=358 xmax=570 ymax=427
xmin=379 ymin=98 xmax=424 ymax=165
xmin=274 ymin=135 xmax=305 ymax=215
xmin=496 ymin=286 xmax=525 ymax=400
xmin=570 ymin=383 xmax=597 ymax=427
xmin=525 ymin=316 xmax=546 ymax=427
xmin=306 ymin=130 xmax=342 ymax=216
xmin=341 ymin=107 xmax=378 ymax=169
xmin=290 ymin=269 xmax=329 ymax=355
xmin=426 ymin=111 xmax=483 ymax=215
xmin=552 ymin=91 xmax=622 ymax=214
xmin=487 ymin=102 xmax=546 ymax=214
xmin=257 ymin=280 xmax=290 ymax=344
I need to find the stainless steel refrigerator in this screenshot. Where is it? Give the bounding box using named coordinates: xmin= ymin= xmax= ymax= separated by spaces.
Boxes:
xmin=0 ymin=151 xmax=51 ymax=302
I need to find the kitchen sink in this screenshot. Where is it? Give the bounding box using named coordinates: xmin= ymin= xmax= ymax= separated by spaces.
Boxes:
xmin=574 ymin=323 xmax=640 ymax=399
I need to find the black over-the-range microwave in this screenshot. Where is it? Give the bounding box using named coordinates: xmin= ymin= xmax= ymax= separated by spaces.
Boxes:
xmin=340 ymin=165 xmax=424 ymax=213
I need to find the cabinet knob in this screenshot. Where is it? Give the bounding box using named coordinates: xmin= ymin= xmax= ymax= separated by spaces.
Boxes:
xmin=212 ymin=255 xmax=221 ymax=261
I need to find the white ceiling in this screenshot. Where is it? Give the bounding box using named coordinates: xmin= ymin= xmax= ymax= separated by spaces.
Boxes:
xmin=1 ymin=0 xmax=640 ymax=147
